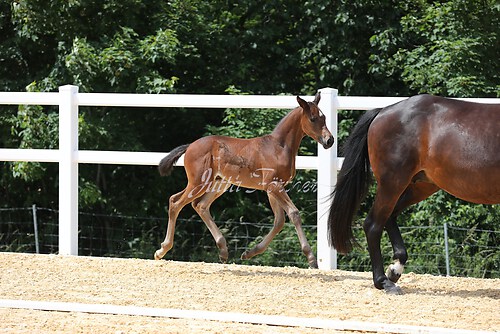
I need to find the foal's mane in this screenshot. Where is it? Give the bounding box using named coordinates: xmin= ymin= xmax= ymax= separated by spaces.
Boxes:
xmin=271 ymin=106 xmax=301 ymax=134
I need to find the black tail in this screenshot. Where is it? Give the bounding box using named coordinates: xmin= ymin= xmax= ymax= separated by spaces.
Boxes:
xmin=158 ymin=144 xmax=190 ymax=176
xmin=327 ymin=108 xmax=382 ymax=254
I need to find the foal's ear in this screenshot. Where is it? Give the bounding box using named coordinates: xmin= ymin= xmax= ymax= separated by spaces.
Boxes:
xmin=313 ymin=91 xmax=321 ymax=105
xmin=297 ymin=96 xmax=309 ymax=112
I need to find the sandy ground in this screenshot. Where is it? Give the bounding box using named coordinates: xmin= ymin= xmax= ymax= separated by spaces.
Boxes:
xmin=0 ymin=252 xmax=498 ymax=333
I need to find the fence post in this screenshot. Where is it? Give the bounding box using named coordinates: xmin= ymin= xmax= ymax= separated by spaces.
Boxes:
xmin=31 ymin=204 xmax=40 ymax=254
xmin=58 ymin=85 xmax=79 ymax=255
xmin=316 ymin=87 xmax=338 ymax=270
xmin=444 ymin=223 xmax=450 ymax=276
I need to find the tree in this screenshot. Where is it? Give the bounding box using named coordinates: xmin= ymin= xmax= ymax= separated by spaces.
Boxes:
xmin=297 ymin=0 xmax=408 ymax=95
xmin=370 ymin=0 xmax=500 ymax=97
xmin=2 ymin=0 xmax=198 ymax=209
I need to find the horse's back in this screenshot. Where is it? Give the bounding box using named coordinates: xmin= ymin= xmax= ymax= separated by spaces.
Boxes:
xmin=184 ymin=135 xmax=254 ymax=167
xmin=183 ymin=135 xmax=283 ymax=189
xmin=186 ymin=135 xmax=264 ymax=163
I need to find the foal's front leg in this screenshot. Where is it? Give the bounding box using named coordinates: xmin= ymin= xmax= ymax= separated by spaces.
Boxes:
xmin=241 ymin=194 xmax=285 ymax=260
xmin=269 ymin=190 xmax=318 ymax=269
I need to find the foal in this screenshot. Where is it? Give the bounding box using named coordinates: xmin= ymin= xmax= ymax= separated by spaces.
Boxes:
xmin=154 ymin=92 xmax=333 ymax=268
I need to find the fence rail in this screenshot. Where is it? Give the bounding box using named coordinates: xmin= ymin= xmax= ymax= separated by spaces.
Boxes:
xmin=1 ymin=86 xmax=499 ymax=270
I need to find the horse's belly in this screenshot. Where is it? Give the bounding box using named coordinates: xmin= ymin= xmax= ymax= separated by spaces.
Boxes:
xmin=218 ymin=166 xmax=290 ymax=192
xmin=426 ymin=127 xmax=500 ymax=204
xmin=430 ymin=167 xmax=500 ymax=204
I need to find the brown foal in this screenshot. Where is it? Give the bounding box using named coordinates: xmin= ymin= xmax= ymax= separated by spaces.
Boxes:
xmin=155 ymin=92 xmax=333 ymax=268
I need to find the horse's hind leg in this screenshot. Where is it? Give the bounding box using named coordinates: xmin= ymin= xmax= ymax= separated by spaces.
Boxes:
xmin=155 ymin=185 xmax=202 ymax=260
xmin=269 ymin=190 xmax=318 ymax=269
xmin=385 ymin=182 xmax=439 ymax=283
xmin=191 ymin=189 xmax=228 ymax=263
xmin=364 ymin=182 xmax=405 ymax=293
xmin=155 ymin=190 xmax=184 ymax=260
xmin=241 ymin=193 xmax=285 ymax=261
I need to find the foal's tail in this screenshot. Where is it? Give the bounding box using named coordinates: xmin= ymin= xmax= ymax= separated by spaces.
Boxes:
xmin=158 ymin=144 xmax=190 ymax=176
xmin=327 ymin=108 xmax=382 ymax=254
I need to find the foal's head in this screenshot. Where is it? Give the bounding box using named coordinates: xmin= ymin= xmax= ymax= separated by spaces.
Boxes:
xmin=297 ymin=92 xmax=334 ymax=149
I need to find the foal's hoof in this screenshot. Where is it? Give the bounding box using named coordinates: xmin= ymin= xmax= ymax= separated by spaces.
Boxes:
xmin=240 ymin=250 xmax=250 ymax=260
xmin=308 ymin=259 xmax=318 ymax=269
xmin=219 ymin=251 xmax=229 ymax=264
xmin=382 ymin=280 xmax=403 ymax=295
xmin=154 ymin=250 xmax=163 ymax=260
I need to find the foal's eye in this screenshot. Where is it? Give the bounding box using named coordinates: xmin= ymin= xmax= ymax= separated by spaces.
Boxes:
xmin=310 ymin=117 xmax=317 ymax=123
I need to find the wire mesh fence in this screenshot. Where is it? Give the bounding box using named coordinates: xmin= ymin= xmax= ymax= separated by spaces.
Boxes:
xmin=0 ymin=206 xmax=498 ymax=278
xmin=338 ymin=224 xmax=500 ymax=278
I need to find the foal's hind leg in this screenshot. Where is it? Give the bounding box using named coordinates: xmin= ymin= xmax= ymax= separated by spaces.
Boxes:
xmin=154 ymin=190 xmax=185 ymax=260
xmin=191 ymin=189 xmax=228 ymax=263
xmin=154 ymin=185 xmax=203 ymax=260
xmin=241 ymin=193 xmax=285 ymax=261
xmin=269 ymin=190 xmax=318 ymax=269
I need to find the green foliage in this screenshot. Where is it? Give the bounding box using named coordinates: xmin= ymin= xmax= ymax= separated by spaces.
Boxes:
xmin=370 ymin=0 xmax=500 ymax=97
xmin=65 ymin=27 xmax=179 ymax=92
xmin=300 ymin=0 xmax=408 ymax=95
xmin=79 ymin=179 xmax=106 ymax=208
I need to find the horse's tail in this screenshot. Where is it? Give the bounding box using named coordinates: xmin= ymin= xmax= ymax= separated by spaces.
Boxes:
xmin=158 ymin=144 xmax=190 ymax=176
xmin=327 ymin=108 xmax=382 ymax=254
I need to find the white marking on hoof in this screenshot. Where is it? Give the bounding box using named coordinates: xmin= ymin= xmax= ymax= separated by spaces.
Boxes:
xmin=386 ymin=260 xmax=404 ymax=283
xmin=391 ymin=260 xmax=404 ymax=275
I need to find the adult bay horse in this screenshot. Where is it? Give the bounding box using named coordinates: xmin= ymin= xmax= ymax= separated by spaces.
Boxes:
xmin=155 ymin=92 xmax=334 ymax=268
xmin=328 ymin=94 xmax=500 ymax=294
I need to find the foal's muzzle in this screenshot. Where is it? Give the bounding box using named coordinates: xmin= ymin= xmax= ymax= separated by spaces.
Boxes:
xmin=320 ymin=135 xmax=334 ymax=149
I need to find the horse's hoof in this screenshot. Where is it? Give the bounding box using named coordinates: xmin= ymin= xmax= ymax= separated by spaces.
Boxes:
xmin=154 ymin=250 xmax=163 ymax=260
xmin=309 ymin=259 xmax=318 ymax=269
xmin=383 ymin=280 xmax=403 ymax=295
xmin=386 ymin=261 xmax=404 ymax=283
xmin=219 ymin=251 xmax=228 ymax=264
xmin=240 ymin=251 xmax=250 ymax=260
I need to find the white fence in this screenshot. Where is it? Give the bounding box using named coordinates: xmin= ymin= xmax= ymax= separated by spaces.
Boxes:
xmin=1 ymin=85 xmax=498 ymax=270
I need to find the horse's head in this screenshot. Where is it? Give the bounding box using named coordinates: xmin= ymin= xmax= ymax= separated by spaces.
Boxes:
xmin=297 ymin=92 xmax=334 ymax=149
